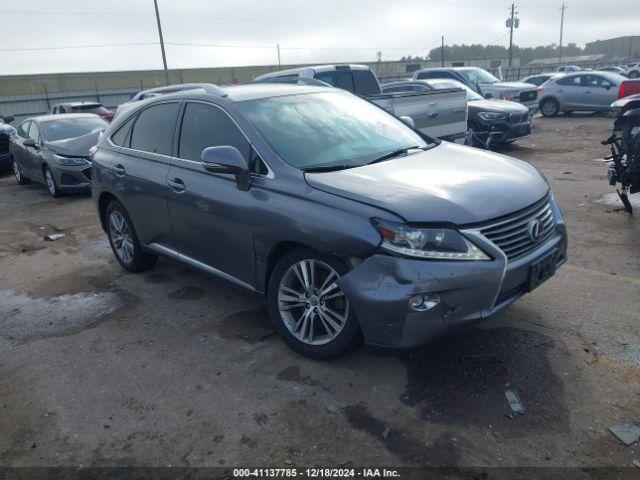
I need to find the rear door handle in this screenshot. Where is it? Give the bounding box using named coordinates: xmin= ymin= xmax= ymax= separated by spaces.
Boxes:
xmin=167 ymin=178 xmax=186 ymax=193
xmin=112 ymin=164 xmax=125 ymax=176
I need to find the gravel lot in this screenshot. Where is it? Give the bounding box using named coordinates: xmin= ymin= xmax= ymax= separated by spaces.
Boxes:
xmin=1 ymin=114 xmax=639 ymax=469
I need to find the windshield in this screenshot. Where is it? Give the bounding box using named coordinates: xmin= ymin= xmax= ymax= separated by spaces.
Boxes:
xmin=425 ymin=79 xmax=483 ymax=101
xmin=238 ymin=91 xmax=430 ymax=170
xmin=460 ymin=68 xmax=500 ymax=84
xmin=41 ymin=117 xmax=108 ymax=141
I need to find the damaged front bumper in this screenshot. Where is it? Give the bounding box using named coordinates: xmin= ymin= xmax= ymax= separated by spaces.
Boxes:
xmin=337 ymin=215 xmax=567 ymax=349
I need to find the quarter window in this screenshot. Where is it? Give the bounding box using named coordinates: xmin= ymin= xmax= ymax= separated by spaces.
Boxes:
xmin=27 ymin=122 xmax=40 ymax=143
xmin=130 ymin=102 xmax=180 ymax=156
xmin=110 ymin=115 xmax=136 ymax=147
xmin=17 ymin=121 xmax=30 ymax=138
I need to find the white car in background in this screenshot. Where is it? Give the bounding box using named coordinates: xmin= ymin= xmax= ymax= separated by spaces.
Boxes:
xmin=626 ymin=62 xmax=640 ymax=79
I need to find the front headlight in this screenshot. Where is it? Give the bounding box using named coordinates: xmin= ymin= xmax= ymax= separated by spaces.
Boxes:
xmin=477 ymin=111 xmax=508 ymax=121
xmin=53 ymin=153 xmax=89 ymax=166
xmin=372 ymin=219 xmax=490 ymax=260
xmin=500 ymin=92 xmax=517 ymax=101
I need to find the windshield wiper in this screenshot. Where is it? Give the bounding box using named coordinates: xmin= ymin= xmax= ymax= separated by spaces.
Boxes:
xmin=303 ymin=164 xmax=357 ymax=173
xmin=366 ymin=145 xmax=425 ymax=166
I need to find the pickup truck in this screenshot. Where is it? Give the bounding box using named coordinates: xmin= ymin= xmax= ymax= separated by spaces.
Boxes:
xmin=412 ymin=67 xmax=538 ymax=112
xmin=254 ymin=64 xmax=468 ymax=142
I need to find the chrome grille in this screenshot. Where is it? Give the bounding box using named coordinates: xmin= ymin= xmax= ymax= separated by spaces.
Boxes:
xmin=481 ymin=197 xmax=557 ymax=261
xmin=509 ymin=111 xmax=530 ymax=124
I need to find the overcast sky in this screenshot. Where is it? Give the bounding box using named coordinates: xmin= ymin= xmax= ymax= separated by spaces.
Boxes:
xmin=0 ymin=0 xmax=638 ymax=75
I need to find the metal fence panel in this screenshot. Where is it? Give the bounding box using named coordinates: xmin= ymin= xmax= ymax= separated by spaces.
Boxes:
xmin=0 ymin=88 xmax=137 ymax=123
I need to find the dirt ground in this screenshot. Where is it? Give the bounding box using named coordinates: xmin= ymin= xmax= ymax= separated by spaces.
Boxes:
xmin=0 ymin=114 xmax=639 ymax=470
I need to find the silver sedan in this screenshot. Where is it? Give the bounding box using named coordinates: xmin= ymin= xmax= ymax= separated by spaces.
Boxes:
xmin=537 ymin=72 xmax=626 ymax=117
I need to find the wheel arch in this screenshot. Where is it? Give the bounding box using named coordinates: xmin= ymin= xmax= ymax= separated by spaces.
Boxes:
xmin=98 ymin=191 xmax=120 ymax=232
xmin=263 ymin=241 xmax=316 ymax=295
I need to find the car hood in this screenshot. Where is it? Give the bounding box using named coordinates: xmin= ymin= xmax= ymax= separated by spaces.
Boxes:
xmin=481 ymin=81 xmax=536 ymax=92
xmin=304 ymin=142 xmax=549 ymax=225
xmin=469 ymin=98 xmax=529 ymax=113
xmin=45 ymin=130 xmax=102 ymax=157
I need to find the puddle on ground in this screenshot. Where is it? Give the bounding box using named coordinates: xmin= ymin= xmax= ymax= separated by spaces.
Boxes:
xmin=0 ymin=289 xmax=123 ymax=343
xmin=343 ymin=403 xmax=462 ymax=465
xmin=216 ymin=306 xmax=274 ymax=343
xmin=595 ymin=192 xmax=640 ymax=209
xmin=399 ymin=326 xmax=570 ymax=437
xmin=167 ymin=286 xmax=205 ymax=300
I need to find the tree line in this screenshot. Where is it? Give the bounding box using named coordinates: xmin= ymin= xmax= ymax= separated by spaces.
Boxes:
xmin=401 ymin=43 xmax=584 ymax=65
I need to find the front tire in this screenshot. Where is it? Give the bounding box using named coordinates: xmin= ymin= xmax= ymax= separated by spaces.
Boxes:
xmin=44 ymin=166 xmax=61 ymax=197
xmin=629 ymin=70 xmax=639 ymax=79
xmin=13 ymin=159 xmax=30 ymax=185
xmin=106 ymin=200 xmax=157 ymax=273
xmin=540 ymin=98 xmax=560 ymax=117
xmin=267 ymin=248 xmax=362 ymax=359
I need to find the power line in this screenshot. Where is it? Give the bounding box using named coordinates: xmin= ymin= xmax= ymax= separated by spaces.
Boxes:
xmin=0 ymin=10 xmax=419 ymax=31
xmin=0 ymin=42 xmax=159 ymax=53
xmin=0 ymin=41 xmax=429 ymax=54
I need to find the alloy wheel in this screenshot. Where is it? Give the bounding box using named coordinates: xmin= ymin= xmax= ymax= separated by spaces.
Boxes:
xmin=541 ymin=99 xmax=558 ymax=117
xmin=13 ymin=161 xmax=21 ymax=182
xmin=277 ymin=259 xmax=349 ymax=346
xmin=45 ymin=169 xmax=56 ymax=195
xmin=108 ymin=211 xmax=135 ymax=265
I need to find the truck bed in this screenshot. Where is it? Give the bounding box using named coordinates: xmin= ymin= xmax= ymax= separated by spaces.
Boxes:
xmin=366 ymin=88 xmax=467 ymax=140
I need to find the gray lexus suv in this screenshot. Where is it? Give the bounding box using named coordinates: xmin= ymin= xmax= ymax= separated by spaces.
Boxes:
xmin=92 ymin=83 xmax=567 ymax=359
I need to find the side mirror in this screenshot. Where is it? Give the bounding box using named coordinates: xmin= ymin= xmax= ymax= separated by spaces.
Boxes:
xmin=484 ymin=93 xmax=494 ymax=99
xmin=2 ymin=114 xmax=15 ymax=123
xmin=23 ymin=138 xmax=39 ymax=149
xmin=201 ymin=145 xmax=251 ymax=190
xmin=399 ymin=116 xmax=415 ymax=129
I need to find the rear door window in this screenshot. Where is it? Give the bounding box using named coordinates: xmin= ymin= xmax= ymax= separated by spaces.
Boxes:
xmin=352 ymin=70 xmax=380 ymax=95
xmin=130 ymin=102 xmax=180 ymax=156
xmin=314 ymin=71 xmax=355 ymax=93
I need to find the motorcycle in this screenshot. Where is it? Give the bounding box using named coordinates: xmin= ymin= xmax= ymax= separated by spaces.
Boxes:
xmin=602 ymin=93 xmax=640 ymax=214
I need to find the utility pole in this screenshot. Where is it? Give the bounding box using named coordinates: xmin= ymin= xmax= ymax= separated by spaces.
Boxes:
xmin=559 ymin=3 xmax=566 ymax=64
xmin=153 ymin=0 xmax=170 ymax=85
xmin=627 ymin=37 xmax=634 ymax=65
xmin=441 ymin=36 xmax=444 ymax=67
xmin=277 ymin=43 xmax=281 ymax=70
xmin=506 ymin=3 xmax=519 ymax=67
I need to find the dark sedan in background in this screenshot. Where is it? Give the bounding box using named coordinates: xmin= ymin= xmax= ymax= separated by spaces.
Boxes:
xmin=0 ymin=115 xmax=16 ymax=171
xmin=49 ymin=101 xmax=114 ymax=122
xmin=382 ymin=79 xmax=531 ymax=148
xmin=10 ymin=113 xmax=108 ymax=197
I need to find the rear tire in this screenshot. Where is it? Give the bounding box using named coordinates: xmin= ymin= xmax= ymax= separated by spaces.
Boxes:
xmin=267 ymin=248 xmax=362 ymax=359
xmin=105 ymin=200 xmax=158 ymax=273
xmin=540 ymin=98 xmax=560 ymax=117
xmin=13 ymin=159 xmax=30 ymax=185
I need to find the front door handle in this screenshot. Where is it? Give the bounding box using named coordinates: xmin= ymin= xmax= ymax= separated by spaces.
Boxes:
xmin=167 ymin=178 xmax=186 ymax=193
xmin=112 ymin=164 xmax=125 ymax=176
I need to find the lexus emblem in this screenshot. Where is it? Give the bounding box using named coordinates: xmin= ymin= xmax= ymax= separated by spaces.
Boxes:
xmin=527 ymin=219 xmax=544 ymax=242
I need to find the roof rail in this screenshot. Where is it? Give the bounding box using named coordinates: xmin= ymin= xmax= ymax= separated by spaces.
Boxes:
xmin=135 ymin=83 xmax=228 ymax=99
xmin=251 ymin=77 xmax=331 ymax=88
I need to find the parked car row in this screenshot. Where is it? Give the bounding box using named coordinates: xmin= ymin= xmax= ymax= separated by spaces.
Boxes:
xmin=534 ymin=71 xmax=640 ymax=117
xmin=3 ymin=80 xmax=567 ymax=359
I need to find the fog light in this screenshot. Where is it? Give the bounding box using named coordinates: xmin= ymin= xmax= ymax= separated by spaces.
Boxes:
xmin=408 ymin=293 xmax=440 ymax=312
